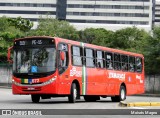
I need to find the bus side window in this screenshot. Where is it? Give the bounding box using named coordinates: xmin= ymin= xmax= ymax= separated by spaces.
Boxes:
xmin=84 ymin=48 xmax=95 ymax=67
xmin=96 ymin=50 xmax=105 ymax=68
xmin=71 ymin=46 xmax=83 ymax=66
xmin=114 ymin=53 xmax=121 ymax=70
xmin=58 ymin=43 xmax=69 ymax=74
xmin=136 ymin=57 xmax=142 ymax=73
xmin=121 ymin=55 xmax=128 ymax=71
xmin=129 ymin=56 xmax=135 ymax=72
xmin=106 ymin=52 xmax=113 ymax=70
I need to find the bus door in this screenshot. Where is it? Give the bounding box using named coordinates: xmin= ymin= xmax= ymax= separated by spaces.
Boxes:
xmin=83 ymin=49 xmax=106 ymax=95
xmin=82 ymin=48 xmax=96 ymax=95
xmin=94 ymin=50 xmax=106 ymax=95
xmin=57 ymin=43 xmax=70 ymax=94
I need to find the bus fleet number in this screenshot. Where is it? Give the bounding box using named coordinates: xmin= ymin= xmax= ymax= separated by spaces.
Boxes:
xmin=32 ymin=79 xmax=39 ymax=83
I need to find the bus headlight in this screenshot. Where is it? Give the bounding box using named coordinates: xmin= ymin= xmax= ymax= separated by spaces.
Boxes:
xmin=12 ymin=76 xmax=57 ymax=86
xmin=12 ymin=79 xmax=21 ymax=86
xmin=42 ymin=76 xmax=57 ymax=86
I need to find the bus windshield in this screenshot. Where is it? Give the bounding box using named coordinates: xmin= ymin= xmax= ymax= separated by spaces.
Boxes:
xmin=13 ymin=47 xmax=56 ymax=74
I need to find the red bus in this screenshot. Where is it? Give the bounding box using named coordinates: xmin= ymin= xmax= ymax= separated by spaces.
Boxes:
xmin=8 ymin=36 xmax=144 ymax=103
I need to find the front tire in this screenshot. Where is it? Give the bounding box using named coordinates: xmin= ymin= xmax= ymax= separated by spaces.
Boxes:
xmin=68 ymin=83 xmax=77 ymax=103
xmin=111 ymin=86 xmax=126 ymax=102
xmin=31 ymin=95 xmax=40 ymax=103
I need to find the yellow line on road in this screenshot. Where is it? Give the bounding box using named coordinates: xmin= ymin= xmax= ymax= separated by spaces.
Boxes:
xmin=119 ymin=101 xmax=160 ymax=107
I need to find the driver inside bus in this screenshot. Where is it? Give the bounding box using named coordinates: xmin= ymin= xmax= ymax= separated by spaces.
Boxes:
xmin=19 ymin=51 xmax=30 ymax=73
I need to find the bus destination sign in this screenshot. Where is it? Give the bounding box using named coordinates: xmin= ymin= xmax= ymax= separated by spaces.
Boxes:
xmin=14 ymin=38 xmax=53 ymax=46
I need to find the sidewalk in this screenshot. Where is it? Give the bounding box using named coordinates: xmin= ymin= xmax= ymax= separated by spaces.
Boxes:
xmin=0 ymin=83 xmax=11 ymax=89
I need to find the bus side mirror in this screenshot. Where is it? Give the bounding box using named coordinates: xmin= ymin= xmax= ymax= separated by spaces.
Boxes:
xmin=60 ymin=51 xmax=65 ymax=61
xmin=7 ymin=46 xmax=13 ymax=63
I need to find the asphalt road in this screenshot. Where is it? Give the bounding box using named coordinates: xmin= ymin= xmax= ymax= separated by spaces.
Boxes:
xmin=0 ymin=88 xmax=160 ymax=118
xmin=0 ymin=88 xmax=160 ymax=109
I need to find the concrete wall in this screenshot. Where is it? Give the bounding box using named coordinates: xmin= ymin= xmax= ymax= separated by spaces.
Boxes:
xmin=0 ymin=65 xmax=160 ymax=94
xmin=145 ymin=75 xmax=160 ymax=94
xmin=0 ymin=65 xmax=12 ymax=86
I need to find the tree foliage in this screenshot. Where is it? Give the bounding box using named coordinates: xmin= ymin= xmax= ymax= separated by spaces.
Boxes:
xmin=27 ymin=16 xmax=79 ymax=40
xmin=144 ymin=27 xmax=160 ymax=74
xmin=0 ymin=16 xmax=10 ymax=32
xmin=78 ymin=28 xmax=114 ymax=46
xmin=8 ymin=17 xmax=33 ymax=32
xmin=0 ymin=16 xmax=25 ymax=62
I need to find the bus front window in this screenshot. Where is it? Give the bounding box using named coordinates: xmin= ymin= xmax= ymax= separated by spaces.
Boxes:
xmin=13 ymin=47 xmax=56 ymax=74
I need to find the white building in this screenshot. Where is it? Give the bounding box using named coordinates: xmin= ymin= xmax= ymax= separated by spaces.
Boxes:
xmin=0 ymin=0 xmax=154 ymax=31
xmin=155 ymin=0 xmax=160 ymax=26
xmin=66 ymin=0 xmax=153 ymax=31
xmin=0 ymin=0 xmax=57 ymax=28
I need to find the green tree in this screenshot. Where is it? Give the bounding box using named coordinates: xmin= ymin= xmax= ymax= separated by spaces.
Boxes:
xmin=28 ymin=16 xmax=78 ymax=40
xmin=78 ymin=28 xmax=114 ymax=45
xmin=0 ymin=16 xmax=25 ymax=62
xmin=8 ymin=17 xmax=33 ymax=32
xmin=91 ymin=28 xmax=114 ymax=47
xmin=0 ymin=28 xmax=24 ymax=62
xmin=144 ymin=27 xmax=160 ymax=74
xmin=78 ymin=28 xmax=96 ymax=43
xmin=109 ymin=27 xmax=148 ymax=50
xmin=0 ymin=16 xmax=10 ymax=32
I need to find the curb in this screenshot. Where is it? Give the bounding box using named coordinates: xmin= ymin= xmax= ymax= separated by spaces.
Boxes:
xmin=119 ymin=101 xmax=160 ymax=107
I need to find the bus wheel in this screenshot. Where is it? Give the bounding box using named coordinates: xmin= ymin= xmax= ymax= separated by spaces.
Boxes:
xmin=111 ymin=86 xmax=126 ymax=102
xmin=68 ymin=83 xmax=77 ymax=103
xmin=31 ymin=95 xmax=40 ymax=103
xmin=119 ymin=86 xmax=126 ymax=101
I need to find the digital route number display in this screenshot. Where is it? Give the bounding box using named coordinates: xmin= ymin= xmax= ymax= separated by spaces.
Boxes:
xmin=14 ymin=38 xmax=54 ymax=46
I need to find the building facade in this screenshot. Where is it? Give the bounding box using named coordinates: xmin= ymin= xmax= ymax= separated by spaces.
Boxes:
xmin=0 ymin=0 xmax=154 ymax=31
xmin=65 ymin=0 xmax=153 ymax=31
xmin=155 ymin=0 xmax=160 ymax=26
xmin=0 ymin=0 xmax=57 ymax=28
